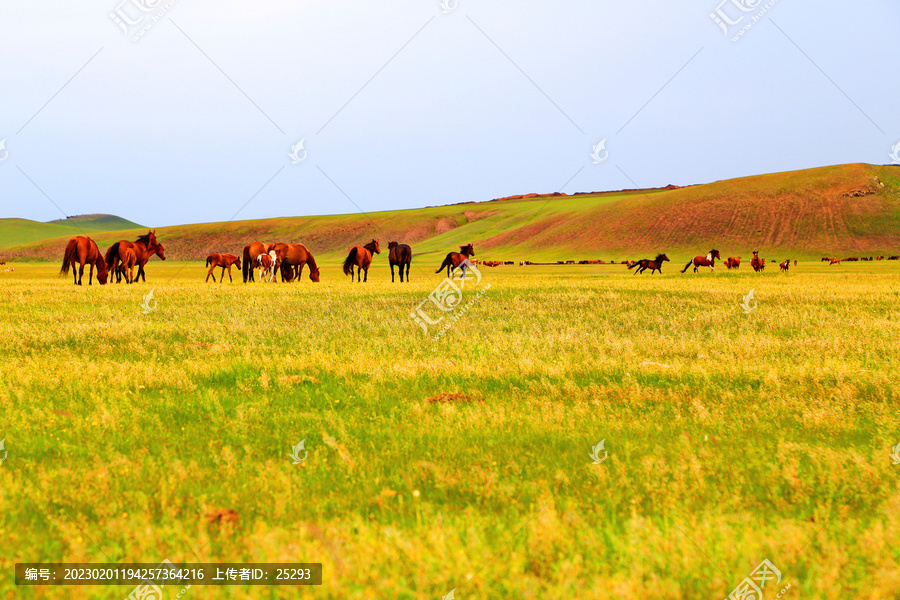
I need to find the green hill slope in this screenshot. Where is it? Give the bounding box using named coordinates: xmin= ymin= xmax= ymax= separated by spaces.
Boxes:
xmin=2 ymin=164 xmax=899 ymax=262
xmin=0 ymin=214 xmax=144 ymax=248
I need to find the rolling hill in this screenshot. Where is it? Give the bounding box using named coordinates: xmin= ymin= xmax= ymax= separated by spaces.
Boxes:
xmin=0 ymin=214 xmax=144 ymax=248
xmin=2 ymin=163 xmax=899 ymax=262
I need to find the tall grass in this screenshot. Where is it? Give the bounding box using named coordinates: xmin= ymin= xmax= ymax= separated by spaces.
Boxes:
xmin=1 ymin=261 xmax=899 ymax=599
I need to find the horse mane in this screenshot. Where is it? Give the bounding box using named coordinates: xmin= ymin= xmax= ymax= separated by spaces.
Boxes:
xmin=654 ymin=253 xmax=666 ymax=262
xmin=135 ymin=234 xmax=151 ymax=244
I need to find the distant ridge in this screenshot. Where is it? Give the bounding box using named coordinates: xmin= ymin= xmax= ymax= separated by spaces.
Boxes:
xmin=2 ymin=164 xmax=900 ymax=262
xmin=0 ymin=214 xmax=144 ymax=249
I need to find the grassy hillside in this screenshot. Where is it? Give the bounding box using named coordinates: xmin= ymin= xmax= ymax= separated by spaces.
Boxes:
xmin=3 ymin=164 xmax=899 ymax=262
xmin=0 ymin=214 xmax=143 ymax=248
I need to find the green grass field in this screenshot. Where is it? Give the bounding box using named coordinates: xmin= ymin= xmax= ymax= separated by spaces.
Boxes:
xmin=2 ymin=260 xmax=899 ymax=599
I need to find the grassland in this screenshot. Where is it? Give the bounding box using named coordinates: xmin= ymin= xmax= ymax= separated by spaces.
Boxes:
xmin=1 ymin=259 xmax=899 ymax=599
xmin=0 ymin=215 xmax=144 ymax=249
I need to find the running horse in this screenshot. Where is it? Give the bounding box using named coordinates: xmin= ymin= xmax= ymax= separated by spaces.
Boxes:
xmin=60 ymin=236 xmax=108 ymax=285
xmin=105 ymin=231 xmax=166 ymax=283
xmin=681 ymin=249 xmax=721 ymax=273
xmin=628 ymin=253 xmax=670 ymax=275
xmin=242 ymin=242 xmax=276 ymax=282
xmin=388 ymin=241 xmax=412 ymax=282
xmin=205 ymin=253 xmax=241 ymax=282
xmin=342 ymin=239 xmax=380 ymax=283
xmin=750 ymin=251 xmax=765 ymax=272
xmin=436 ymin=244 xmax=475 ymax=279
xmin=274 ymin=243 xmax=320 ymax=283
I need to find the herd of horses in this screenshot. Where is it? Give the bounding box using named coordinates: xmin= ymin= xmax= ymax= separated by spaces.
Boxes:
xmin=58 ymin=230 xmax=476 ymax=285
xmin=624 ymin=250 xmax=794 ymax=275
xmin=57 ymin=230 xmax=892 ymax=286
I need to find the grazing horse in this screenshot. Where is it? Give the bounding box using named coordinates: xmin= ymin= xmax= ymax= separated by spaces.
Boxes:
xmin=681 ymin=249 xmax=721 ymax=273
xmin=105 ymin=231 xmax=166 ymax=283
xmin=205 ymin=253 xmax=241 ymax=282
xmin=60 ymin=236 xmax=108 ymax=285
xmin=121 ymin=247 xmax=138 ymax=284
xmin=724 ymin=256 xmax=741 ymax=269
xmin=628 ymin=253 xmax=670 ymax=274
xmin=342 ymin=239 xmax=380 ymax=283
xmin=436 ymin=244 xmax=476 ymax=279
xmin=242 ymin=242 xmax=276 ymax=282
xmin=750 ymin=251 xmax=765 ymax=272
xmin=829 ymin=258 xmax=841 ymax=265
xmin=274 ymin=243 xmax=320 ymax=283
xmin=257 ymin=250 xmax=279 ymax=282
xmin=388 ymin=241 xmax=412 ymax=282
xmin=779 ymin=259 xmax=790 ymax=273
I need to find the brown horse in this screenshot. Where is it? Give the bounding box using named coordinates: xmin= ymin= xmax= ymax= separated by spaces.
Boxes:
xmin=388 ymin=241 xmax=412 ymax=282
xmin=60 ymin=236 xmax=108 ymax=285
xmin=681 ymin=249 xmax=721 ymax=273
xmin=750 ymin=251 xmax=765 ymax=272
xmin=436 ymin=244 xmax=475 ymax=279
xmin=724 ymin=256 xmax=741 ymax=269
xmin=105 ymin=231 xmax=166 ymax=283
xmin=829 ymin=258 xmax=841 ymax=265
xmin=342 ymin=239 xmax=380 ymax=283
xmin=779 ymin=259 xmax=790 ymax=273
xmin=274 ymin=243 xmax=320 ymax=283
xmin=242 ymin=242 xmax=276 ymax=282
xmin=121 ymin=247 xmax=138 ymax=284
xmin=206 ymin=253 xmax=241 ymax=282
xmin=628 ymin=253 xmax=669 ymax=274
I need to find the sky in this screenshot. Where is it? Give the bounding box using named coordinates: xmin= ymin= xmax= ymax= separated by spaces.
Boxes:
xmin=0 ymin=0 xmax=898 ymax=228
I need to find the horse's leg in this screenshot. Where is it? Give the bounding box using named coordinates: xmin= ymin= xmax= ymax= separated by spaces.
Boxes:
xmin=390 ymin=264 xmax=395 ymax=282
xmin=88 ymin=263 xmax=94 ymax=285
xmin=363 ymin=265 xmax=368 ymax=282
xmin=227 ymin=266 xmax=233 ymax=283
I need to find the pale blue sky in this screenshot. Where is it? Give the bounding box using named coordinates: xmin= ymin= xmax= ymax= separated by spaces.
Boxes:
xmin=0 ymin=0 xmax=897 ymax=227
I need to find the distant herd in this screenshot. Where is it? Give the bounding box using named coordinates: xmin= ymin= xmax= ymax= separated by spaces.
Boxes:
xmin=52 ymin=231 xmax=898 ymax=286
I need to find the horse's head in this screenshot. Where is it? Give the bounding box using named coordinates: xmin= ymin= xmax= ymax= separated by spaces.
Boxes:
xmin=658 ymin=253 xmax=670 ymax=262
xmin=155 ymin=243 xmax=167 ymax=260
xmin=388 ymin=241 xmax=398 ymax=251
xmin=148 ymin=230 xmax=158 ymax=246
xmin=752 ymin=250 xmax=759 ymax=257
xmin=309 ymin=266 xmax=320 ymax=282
xmin=461 ymin=244 xmax=474 ymax=256
xmin=710 ymin=249 xmax=721 ymax=260
xmin=369 ymin=239 xmax=381 ymax=254
xmin=234 ymin=257 xmax=241 ymax=270
xmin=96 ymin=259 xmax=109 ymax=284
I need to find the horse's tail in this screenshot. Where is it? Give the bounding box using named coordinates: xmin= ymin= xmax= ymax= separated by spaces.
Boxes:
xmin=435 ymin=253 xmax=452 ymax=273
xmin=242 ymin=245 xmax=251 ymax=282
xmin=342 ymin=248 xmax=357 ymax=276
xmin=206 ymin=256 xmax=212 ymax=267
xmin=59 ymin=239 xmax=76 ymax=276
xmin=681 ymin=259 xmax=693 ymax=273
xmin=105 ymin=241 xmax=120 ymax=270
xmin=628 ymin=261 xmax=640 ymax=270
xmin=402 ymin=246 xmax=412 ymax=265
